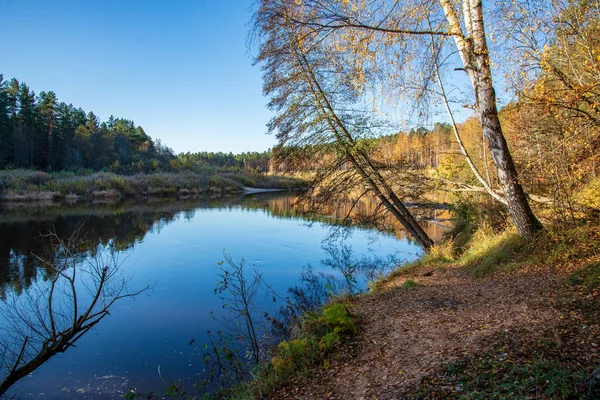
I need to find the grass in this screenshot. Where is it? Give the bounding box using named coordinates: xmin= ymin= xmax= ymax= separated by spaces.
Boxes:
xmin=568 ymin=260 xmax=600 ymax=293
xmin=458 ymin=226 xmax=525 ymax=276
xmin=414 ymin=356 xmax=595 ymax=399
xmin=377 ymin=217 xmax=600 ymax=291
xmin=402 ymin=279 xmax=418 ymax=289
xmin=0 ymin=169 xmax=306 ymax=202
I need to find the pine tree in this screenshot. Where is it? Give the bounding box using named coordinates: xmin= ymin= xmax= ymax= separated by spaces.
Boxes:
xmin=38 ymin=91 xmax=58 ymax=170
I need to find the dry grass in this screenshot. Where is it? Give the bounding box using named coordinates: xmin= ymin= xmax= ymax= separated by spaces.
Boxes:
xmin=0 ymin=169 xmax=305 ymax=203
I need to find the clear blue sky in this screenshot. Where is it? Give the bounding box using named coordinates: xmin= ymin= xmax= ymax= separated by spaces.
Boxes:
xmin=0 ymin=0 xmax=277 ymax=154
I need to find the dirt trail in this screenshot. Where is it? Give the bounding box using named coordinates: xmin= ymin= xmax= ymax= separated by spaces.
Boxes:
xmin=270 ymin=266 xmax=598 ymax=399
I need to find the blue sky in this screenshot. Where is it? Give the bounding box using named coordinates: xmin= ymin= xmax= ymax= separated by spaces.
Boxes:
xmin=0 ymin=0 xmax=277 ymax=154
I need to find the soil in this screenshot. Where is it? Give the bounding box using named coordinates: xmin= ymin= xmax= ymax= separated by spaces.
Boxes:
xmin=269 ymin=264 xmax=600 ymax=399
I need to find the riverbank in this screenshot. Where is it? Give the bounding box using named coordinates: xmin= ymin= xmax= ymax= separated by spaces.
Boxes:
xmin=265 ymin=223 xmax=600 ymax=399
xmin=0 ymin=169 xmax=306 ymax=203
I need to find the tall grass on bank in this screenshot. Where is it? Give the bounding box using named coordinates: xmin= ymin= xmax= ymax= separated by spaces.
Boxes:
xmin=0 ymin=169 xmax=306 ymax=202
xmin=375 ymin=197 xmax=600 ymax=289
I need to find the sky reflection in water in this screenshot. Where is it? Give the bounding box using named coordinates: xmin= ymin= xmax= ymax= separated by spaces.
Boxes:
xmin=0 ymin=193 xmax=428 ymax=399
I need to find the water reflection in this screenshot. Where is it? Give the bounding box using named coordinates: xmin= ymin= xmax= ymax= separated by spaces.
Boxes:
xmin=275 ymin=240 xmax=401 ymax=335
xmin=199 ymin=234 xmax=408 ymax=395
xmin=297 ymin=194 xmax=452 ymax=245
xmin=0 ymin=195 xmax=291 ymax=298
xmin=0 ymin=192 xmax=451 ymax=398
xmin=0 ymin=193 xmax=450 ymax=299
xmin=0 ymin=209 xmax=171 ymax=299
xmin=0 ymin=226 xmax=147 ymax=396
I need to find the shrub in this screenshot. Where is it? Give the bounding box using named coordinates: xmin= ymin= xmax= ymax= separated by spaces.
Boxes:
xmin=268 ymin=303 xmax=354 ymax=380
xmin=574 ymin=178 xmax=600 ymax=210
xmin=228 ymin=301 xmax=356 ymax=398
xmin=270 ymin=338 xmax=319 ymax=376
xmin=319 ymin=332 xmax=341 ymax=351
xmin=322 ymin=303 xmax=355 ymax=334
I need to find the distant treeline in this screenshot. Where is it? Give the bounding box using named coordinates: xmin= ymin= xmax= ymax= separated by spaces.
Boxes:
xmin=0 ymin=75 xmax=175 ymax=173
xmin=270 ymin=123 xmax=455 ymax=173
xmin=173 ymin=151 xmax=272 ymax=173
xmin=0 ymin=75 xmax=276 ymax=174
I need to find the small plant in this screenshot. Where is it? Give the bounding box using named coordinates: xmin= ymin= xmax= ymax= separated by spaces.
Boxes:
xmin=266 ymin=302 xmax=354 ymax=382
xmin=206 ymin=253 xmax=273 ymax=388
xmin=270 ymin=338 xmax=319 ymax=376
xmin=322 ymin=303 xmax=355 ymax=334
xmin=223 ymin=300 xmax=357 ymax=398
xmin=319 ymin=332 xmax=341 ymax=351
xmin=402 ymin=279 xmax=418 ymax=289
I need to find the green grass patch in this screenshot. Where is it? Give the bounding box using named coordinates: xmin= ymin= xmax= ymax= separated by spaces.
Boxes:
xmin=414 ymin=356 xmax=595 ymax=399
xmin=402 ymin=279 xmax=418 ymax=289
xmin=569 ymin=261 xmax=600 ymax=292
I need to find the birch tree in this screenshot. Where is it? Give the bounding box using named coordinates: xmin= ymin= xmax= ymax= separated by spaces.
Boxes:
xmin=258 ymin=0 xmax=544 ymax=239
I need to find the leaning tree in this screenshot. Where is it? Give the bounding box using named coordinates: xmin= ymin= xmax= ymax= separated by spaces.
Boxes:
xmin=256 ymin=0 xmax=544 ymax=239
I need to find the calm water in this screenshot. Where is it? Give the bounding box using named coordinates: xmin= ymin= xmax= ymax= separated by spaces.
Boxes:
xmin=0 ymin=193 xmax=447 ymax=399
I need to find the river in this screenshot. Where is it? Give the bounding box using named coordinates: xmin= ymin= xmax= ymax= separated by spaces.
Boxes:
xmin=0 ymin=192 xmax=450 ymax=399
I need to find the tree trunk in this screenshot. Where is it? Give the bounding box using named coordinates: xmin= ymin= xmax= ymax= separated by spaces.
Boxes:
xmin=292 ymin=38 xmax=435 ymax=251
xmin=47 ymin=120 xmax=53 ymax=171
xmin=441 ymin=0 xmax=543 ymax=238
xmin=475 ymin=80 xmax=543 ymax=238
xmin=469 ymin=0 xmax=543 ymax=238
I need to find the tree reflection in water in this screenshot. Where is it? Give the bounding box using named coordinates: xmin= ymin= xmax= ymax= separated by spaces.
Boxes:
xmin=276 ymin=236 xmax=402 ymax=336
xmin=0 ymin=224 xmax=148 ymax=396
xmin=0 ymin=193 xmax=449 ymax=298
